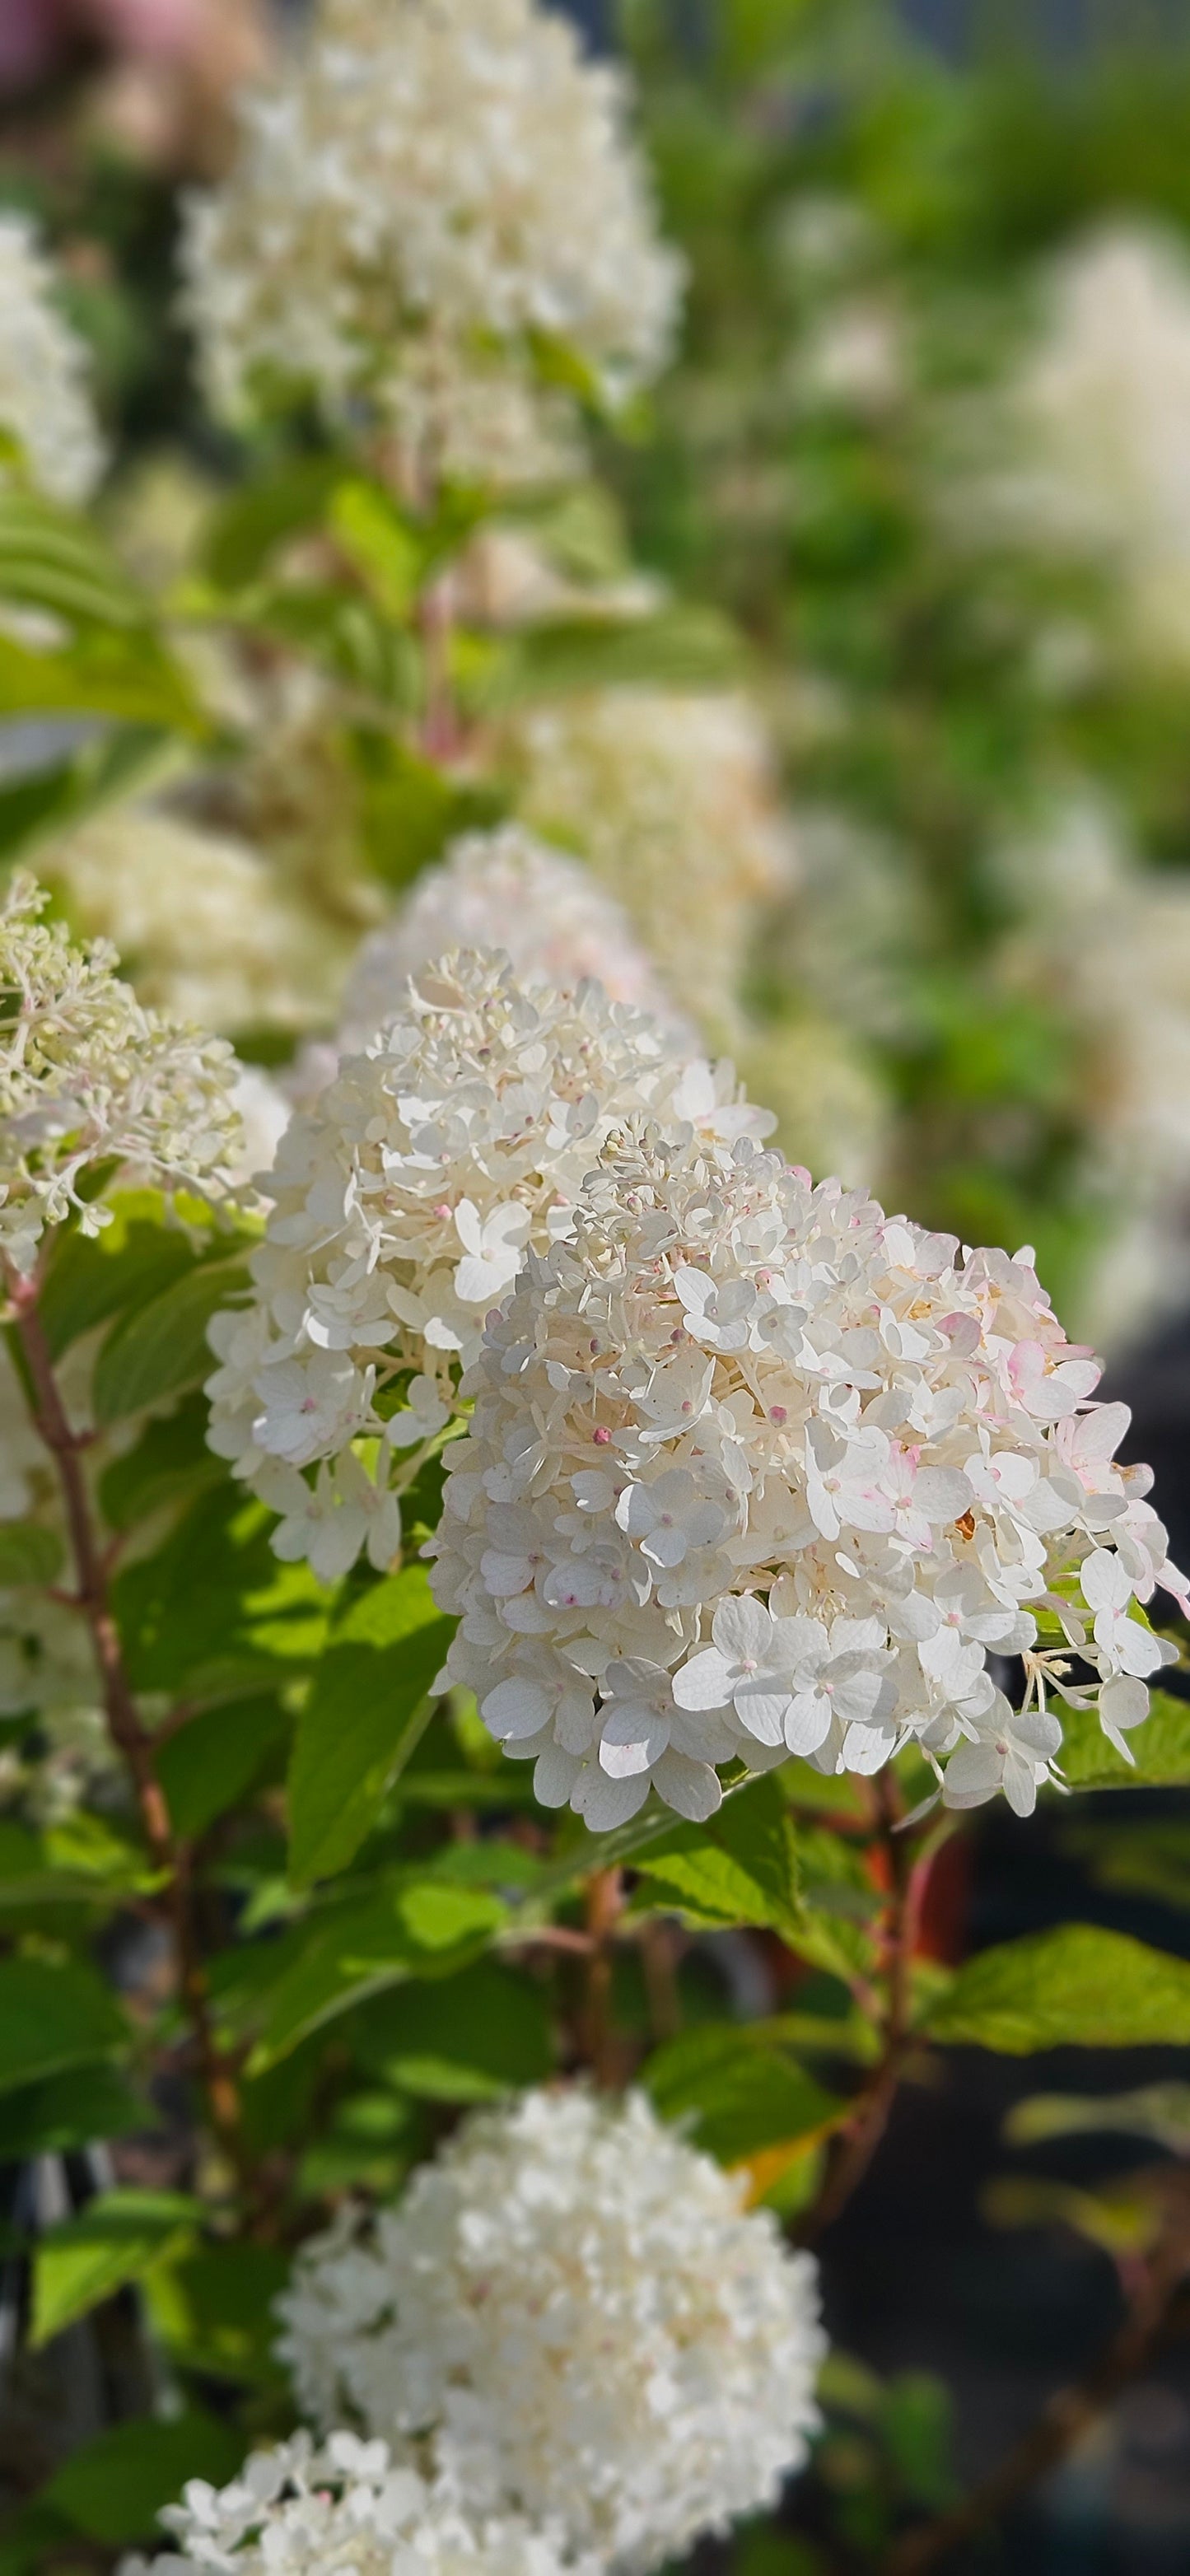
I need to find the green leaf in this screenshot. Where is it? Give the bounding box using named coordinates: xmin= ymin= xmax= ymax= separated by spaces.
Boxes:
xmin=114 ymin=1486 xmax=329 ymax=1699
xmin=350 ymin=1956 xmax=553 ymax=2100
xmin=0 ymin=2065 xmax=146 ymax=2157
xmin=287 ymin=1568 xmax=453 ymax=1885
xmin=1005 ymin=2082 xmax=1190 ymax=2153
xmin=246 ymin=1878 xmax=507 ymax=2070
xmin=157 ymin=1695 xmax=289 ymax=1842
xmin=487 ymin=604 xmax=744 ymax=706
xmin=926 ymin=1925 xmax=1190 ymax=2053
xmin=36 ymin=1189 xmax=253 ymax=1360
xmin=250 ymin=583 xmax=418 ymax=707
xmin=0 ymin=1521 xmax=63 ymax=1585
xmin=329 ymin=481 xmax=420 ymax=618
xmin=0 ymin=1812 xmax=151 ymax=1911
xmin=1060 ymin=1689 xmax=1190 ymax=1789
xmin=520 ymin=1771 xmax=768 ymax=1914
xmin=629 ymin=1776 xmax=801 ymax=1939
xmin=0 ymin=726 xmax=170 ymax=870
xmin=144 ymin=2242 xmax=290 ymax=2388
xmin=0 ymin=627 xmax=204 ymax=735
xmin=0 ymin=1956 xmax=126 ymax=2094
xmin=92 ymin=1259 xmax=251 ymax=1422
xmin=43 ymin=2410 xmax=244 ymax=2544
xmin=347 ymin=726 xmax=504 ymax=889
xmin=202 ymin=454 xmax=346 ymax=590
xmin=32 ymin=2188 xmax=200 ymax=2347
xmin=99 ymin=1388 xmax=224 ymax=1532
xmin=0 ymin=486 xmax=147 ymax=629
xmin=642 ymin=2021 xmax=843 ymax=2165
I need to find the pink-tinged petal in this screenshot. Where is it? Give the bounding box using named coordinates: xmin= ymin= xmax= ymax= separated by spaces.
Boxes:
xmin=480 ymin=1550 xmax=534 ymax=1596
xmin=599 ymin=1734 xmax=655 ymax=1779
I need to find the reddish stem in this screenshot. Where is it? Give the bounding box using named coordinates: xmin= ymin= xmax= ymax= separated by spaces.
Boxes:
xmin=10 ymin=1278 xmax=247 ymax=2171
xmin=799 ymin=1776 xmax=943 ymax=2244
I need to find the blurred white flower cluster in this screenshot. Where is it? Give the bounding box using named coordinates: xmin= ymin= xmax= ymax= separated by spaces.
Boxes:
xmin=430 ymin=1125 xmax=1185 ymax=1828
xmin=0 ymin=212 xmax=105 ymax=505
xmin=207 ymin=951 xmax=767 ymax=1580
xmin=124 ymin=2431 xmax=583 ymax=2576
xmin=0 ymin=876 xmax=240 ymax=1276
xmin=338 ymin=824 xmax=687 ymax=1049
xmin=275 ymin=2087 xmax=824 ymax=2574
xmin=505 ymin=690 xmax=794 ymax=1042
xmin=180 ymin=0 xmax=682 ymax=486
xmin=44 ymin=805 xmax=341 ymax=1036
xmin=1005 ymin=223 xmax=1190 ymax=671
xmin=997 ymin=796 xmax=1190 ymax=1346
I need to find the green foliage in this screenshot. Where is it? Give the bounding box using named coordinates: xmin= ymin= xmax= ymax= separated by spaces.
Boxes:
xmin=91 ymin=1257 xmax=253 ymax=1423
xmin=643 ymin=2020 xmax=843 ymax=2164
xmin=36 ymin=1190 xmax=256 ymax=1363
xmin=1060 ymin=1688 xmax=1190 ymax=1788
xmin=287 ymin=1566 xmax=453 ymax=1883
xmin=0 ymin=1523 xmax=63 ymax=1584
xmin=485 ymin=603 xmax=744 ymax=706
xmin=0 ymin=1957 xmax=127 ymax=2094
xmin=628 ymin=1775 xmax=801 ymax=1939
xmin=0 ymin=2065 xmax=146 ymax=2157
xmin=351 ymin=1957 xmax=554 ymax=2102
xmin=1005 ymin=2082 xmax=1190 ymax=2153
xmin=926 ymin=1925 xmax=1190 ymax=2051
xmin=113 ymin=1484 xmax=329 ymax=1700
xmin=0 ymin=725 xmax=169 ymax=870
xmin=156 ymin=1694 xmax=289 ymax=1841
xmin=143 ymin=2242 xmax=291 ymax=2389
xmin=31 ymin=2189 xmax=201 ymax=2347
xmin=40 ymin=2410 xmax=245 ymax=2545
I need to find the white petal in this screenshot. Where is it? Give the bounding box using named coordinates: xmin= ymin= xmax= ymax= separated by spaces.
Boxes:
xmin=672 ymin=1647 xmax=734 ymax=1712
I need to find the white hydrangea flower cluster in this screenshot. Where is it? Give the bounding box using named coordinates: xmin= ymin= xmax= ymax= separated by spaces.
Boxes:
xmin=1002 ymin=224 xmax=1190 ymax=670
xmin=275 ymin=2088 xmax=824 ymax=2574
xmin=503 ymin=691 xmax=794 ymax=1041
xmin=44 ymin=806 xmax=341 ymax=1036
xmin=338 ymin=826 xmax=687 ymax=1052
xmin=180 ymin=0 xmax=682 ymax=483
xmin=0 ymin=214 xmax=105 ymax=505
xmin=207 ymin=951 xmax=768 ymax=1581
xmin=124 ymin=2431 xmax=583 ymax=2576
xmin=429 ymin=1126 xmax=1187 ymax=1829
xmin=996 ymin=796 xmax=1190 ymax=1344
xmin=0 ymin=877 xmax=241 ymax=1277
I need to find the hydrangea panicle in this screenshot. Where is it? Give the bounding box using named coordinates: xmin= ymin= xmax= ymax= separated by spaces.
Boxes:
xmin=504 ymin=689 xmax=795 ymax=1041
xmin=206 ymin=949 xmax=770 ymax=1575
xmin=428 ymin=1124 xmax=1186 ymax=1825
xmin=0 ymin=213 xmax=105 ymax=504
xmin=180 ymin=0 xmax=682 ymax=485
xmin=274 ymin=2087 xmax=824 ymax=2573
xmin=338 ymin=824 xmax=688 ymax=1051
xmin=0 ymin=875 xmax=241 ymax=1277
xmin=121 ymin=2430 xmax=583 ymax=2576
